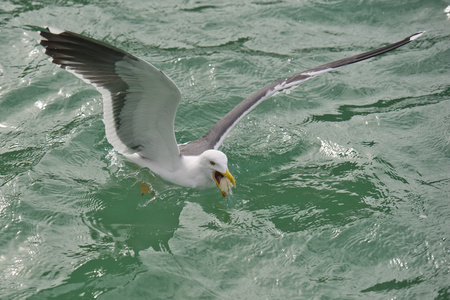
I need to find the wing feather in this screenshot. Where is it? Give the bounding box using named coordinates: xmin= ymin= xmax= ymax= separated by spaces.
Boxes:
xmin=40 ymin=27 xmax=182 ymax=170
xmin=179 ymin=32 xmax=424 ymax=155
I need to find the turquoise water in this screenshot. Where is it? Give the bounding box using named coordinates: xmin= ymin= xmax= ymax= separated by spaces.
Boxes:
xmin=1 ymin=0 xmax=449 ymax=299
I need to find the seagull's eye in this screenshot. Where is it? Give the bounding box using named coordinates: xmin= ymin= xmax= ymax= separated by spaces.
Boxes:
xmin=210 ymin=161 xmax=216 ymax=166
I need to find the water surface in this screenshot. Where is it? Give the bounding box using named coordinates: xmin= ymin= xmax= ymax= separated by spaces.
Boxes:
xmin=1 ymin=0 xmax=449 ymax=299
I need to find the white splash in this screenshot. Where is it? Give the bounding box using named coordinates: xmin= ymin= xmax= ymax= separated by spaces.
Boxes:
xmin=318 ymin=138 xmax=358 ymax=158
xmin=34 ymin=100 xmax=46 ymax=110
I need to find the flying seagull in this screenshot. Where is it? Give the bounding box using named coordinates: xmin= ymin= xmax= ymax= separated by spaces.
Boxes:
xmin=39 ymin=27 xmax=424 ymax=196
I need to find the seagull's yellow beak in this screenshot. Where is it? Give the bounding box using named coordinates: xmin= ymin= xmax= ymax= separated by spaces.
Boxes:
xmin=213 ymin=169 xmax=236 ymax=197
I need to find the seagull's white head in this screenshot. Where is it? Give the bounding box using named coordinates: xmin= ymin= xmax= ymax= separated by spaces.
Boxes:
xmin=200 ymin=149 xmax=236 ymax=197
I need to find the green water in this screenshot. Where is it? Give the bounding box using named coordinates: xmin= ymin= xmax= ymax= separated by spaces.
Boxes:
xmin=1 ymin=0 xmax=449 ymax=299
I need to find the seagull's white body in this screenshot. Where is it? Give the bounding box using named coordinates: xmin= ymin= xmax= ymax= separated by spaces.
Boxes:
xmin=124 ymin=150 xmax=228 ymax=189
xmin=39 ymin=27 xmax=424 ymax=196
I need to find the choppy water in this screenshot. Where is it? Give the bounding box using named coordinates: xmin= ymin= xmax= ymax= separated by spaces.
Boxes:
xmin=1 ymin=0 xmax=449 ymax=299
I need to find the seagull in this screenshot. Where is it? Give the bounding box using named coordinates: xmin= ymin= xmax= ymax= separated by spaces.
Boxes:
xmin=39 ymin=27 xmax=424 ymax=196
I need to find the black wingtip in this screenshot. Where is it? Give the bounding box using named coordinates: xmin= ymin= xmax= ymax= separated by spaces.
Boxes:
xmin=39 ymin=26 xmax=63 ymax=46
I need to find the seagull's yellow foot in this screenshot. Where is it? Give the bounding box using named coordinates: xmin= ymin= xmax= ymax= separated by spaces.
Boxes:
xmin=140 ymin=182 xmax=150 ymax=195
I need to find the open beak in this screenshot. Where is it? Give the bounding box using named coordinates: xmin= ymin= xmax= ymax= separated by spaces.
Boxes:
xmin=213 ymin=169 xmax=236 ymax=197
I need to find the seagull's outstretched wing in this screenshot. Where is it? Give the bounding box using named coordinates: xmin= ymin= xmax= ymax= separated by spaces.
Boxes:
xmin=40 ymin=27 xmax=182 ymax=171
xmin=179 ymin=32 xmax=424 ymax=156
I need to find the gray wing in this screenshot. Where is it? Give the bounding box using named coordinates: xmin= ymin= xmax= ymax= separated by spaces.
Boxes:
xmin=179 ymin=32 xmax=424 ymax=156
xmin=40 ymin=27 xmax=182 ymax=171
